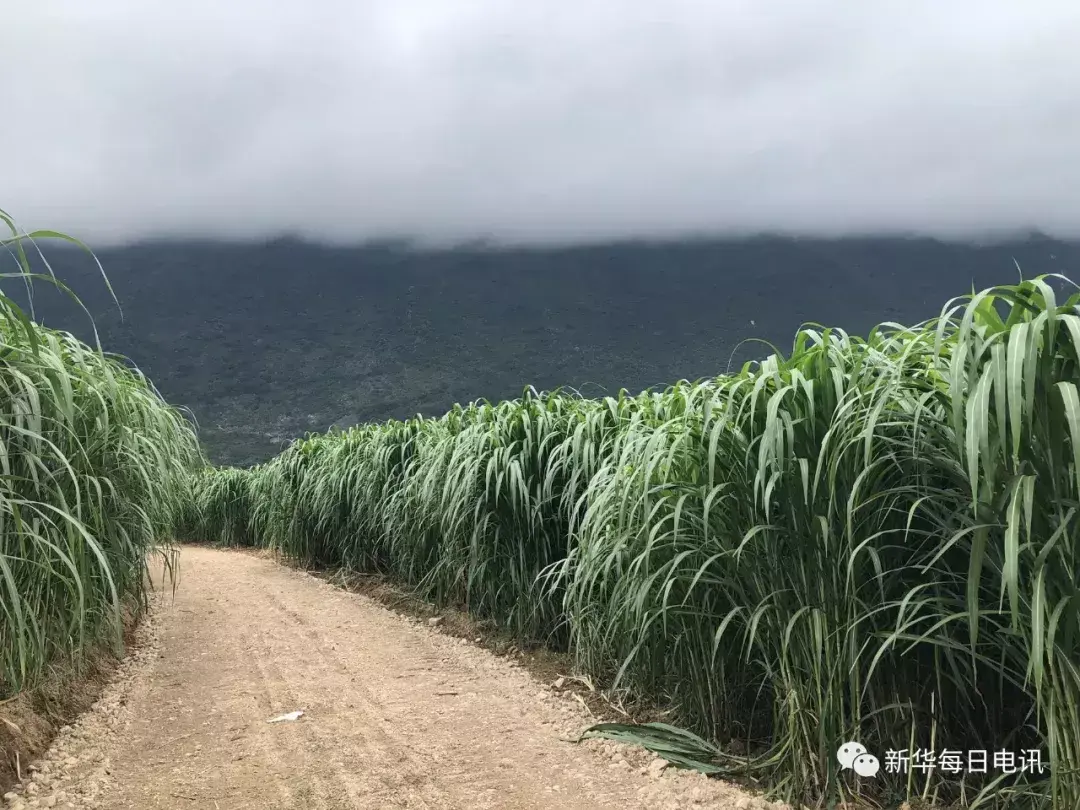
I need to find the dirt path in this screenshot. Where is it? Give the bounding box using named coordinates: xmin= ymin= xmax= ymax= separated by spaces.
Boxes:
xmin=4 ymin=548 xmax=784 ymax=810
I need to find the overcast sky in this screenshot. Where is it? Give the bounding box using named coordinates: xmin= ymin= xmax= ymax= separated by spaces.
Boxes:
xmin=4 ymin=2 xmax=1079 ymax=246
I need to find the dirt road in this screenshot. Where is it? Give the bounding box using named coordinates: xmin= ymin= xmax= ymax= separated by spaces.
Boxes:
xmin=6 ymin=548 xmax=783 ymax=810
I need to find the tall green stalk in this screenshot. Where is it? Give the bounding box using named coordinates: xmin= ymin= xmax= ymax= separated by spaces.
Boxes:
xmin=0 ymin=213 xmax=201 ymax=699
xmin=191 ymin=277 xmax=1080 ymax=809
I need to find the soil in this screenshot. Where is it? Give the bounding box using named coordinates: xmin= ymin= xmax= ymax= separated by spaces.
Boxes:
xmin=300 ymin=560 xmax=666 ymax=728
xmin=0 ymin=613 xmax=135 ymax=789
xmin=1 ymin=547 xmax=789 ymax=810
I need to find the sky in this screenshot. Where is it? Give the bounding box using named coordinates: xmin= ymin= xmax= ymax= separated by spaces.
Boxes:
xmin=4 ymin=2 xmax=1080 ymax=247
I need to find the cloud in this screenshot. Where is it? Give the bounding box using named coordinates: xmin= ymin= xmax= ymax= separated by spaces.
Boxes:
xmin=4 ymin=1 xmax=1080 ymax=246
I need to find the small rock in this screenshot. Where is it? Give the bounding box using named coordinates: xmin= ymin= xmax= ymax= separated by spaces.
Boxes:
xmin=474 ymin=636 xmax=482 ymax=643
xmin=553 ymin=677 xmax=566 ymax=689
xmin=427 ymin=616 xmax=443 ymax=627
xmin=3 ymin=793 xmax=19 ymax=805
xmin=41 ymin=798 xmax=56 ymax=809
xmin=647 ymin=758 xmax=669 ymax=778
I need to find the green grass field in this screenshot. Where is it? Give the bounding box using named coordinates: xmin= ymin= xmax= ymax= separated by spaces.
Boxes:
xmin=4 ymin=214 xmax=1078 ymax=808
xmin=185 ymin=276 xmax=1080 ymax=809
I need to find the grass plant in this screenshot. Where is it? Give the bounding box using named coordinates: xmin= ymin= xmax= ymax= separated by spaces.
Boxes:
xmin=0 ymin=212 xmax=200 ymax=700
xmin=189 ymin=276 xmax=1080 ymax=808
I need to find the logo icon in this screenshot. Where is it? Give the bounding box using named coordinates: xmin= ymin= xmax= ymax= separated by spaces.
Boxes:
xmin=837 ymin=741 xmax=880 ymax=778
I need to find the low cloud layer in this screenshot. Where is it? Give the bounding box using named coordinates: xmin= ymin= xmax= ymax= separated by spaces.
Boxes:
xmin=5 ymin=2 xmax=1080 ymax=246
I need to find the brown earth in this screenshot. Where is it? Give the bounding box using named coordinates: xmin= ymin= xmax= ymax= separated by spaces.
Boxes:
xmin=0 ymin=614 xmax=134 ymax=790
xmin=1 ymin=547 xmax=788 ymax=810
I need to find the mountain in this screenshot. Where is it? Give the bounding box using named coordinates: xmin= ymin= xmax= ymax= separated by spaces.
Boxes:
xmin=10 ymin=234 xmax=1078 ymax=466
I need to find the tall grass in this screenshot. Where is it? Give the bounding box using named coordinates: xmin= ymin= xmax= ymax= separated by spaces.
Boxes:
xmin=0 ymin=213 xmax=201 ymax=700
xmin=189 ymin=277 xmax=1080 ymax=808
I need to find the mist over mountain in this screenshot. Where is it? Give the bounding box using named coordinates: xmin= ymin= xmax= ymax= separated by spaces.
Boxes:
xmin=8 ymin=5 xmax=1080 ymax=471
xmin=13 ymin=234 xmax=1078 ymax=466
